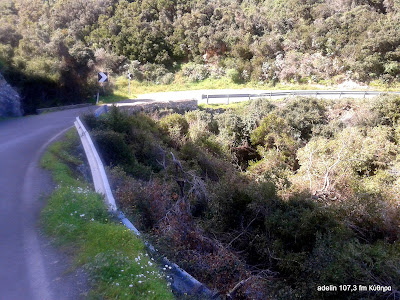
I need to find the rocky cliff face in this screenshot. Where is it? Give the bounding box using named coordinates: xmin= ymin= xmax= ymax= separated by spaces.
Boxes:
xmin=0 ymin=72 xmax=23 ymax=117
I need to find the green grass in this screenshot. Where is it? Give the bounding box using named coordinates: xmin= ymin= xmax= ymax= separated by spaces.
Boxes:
xmin=198 ymin=100 xmax=253 ymax=110
xmin=99 ymin=73 xmax=400 ymax=104
xmin=40 ymin=129 xmax=174 ymax=300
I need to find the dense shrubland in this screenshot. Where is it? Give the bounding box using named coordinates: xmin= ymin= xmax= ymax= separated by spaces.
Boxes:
xmin=1 ymin=0 xmax=400 ymax=112
xmin=82 ymin=95 xmax=400 ymax=299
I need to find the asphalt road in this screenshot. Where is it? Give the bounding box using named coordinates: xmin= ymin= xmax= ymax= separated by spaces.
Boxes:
xmin=0 ymin=107 xmax=94 ymax=300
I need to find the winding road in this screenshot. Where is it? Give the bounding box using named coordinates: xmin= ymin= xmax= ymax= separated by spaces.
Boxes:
xmin=0 ymin=107 xmax=94 ymax=300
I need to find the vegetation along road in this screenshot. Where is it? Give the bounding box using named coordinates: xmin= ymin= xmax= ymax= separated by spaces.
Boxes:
xmin=0 ymin=107 xmax=93 ymax=300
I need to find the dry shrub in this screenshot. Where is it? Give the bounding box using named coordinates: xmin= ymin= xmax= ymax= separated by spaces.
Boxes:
xmin=154 ymin=208 xmax=249 ymax=293
xmin=338 ymin=193 xmax=400 ymax=243
xmin=114 ymin=177 xmax=175 ymax=230
xmin=327 ymin=99 xmax=379 ymax=127
xmin=159 ymin=113 xmax=189 ymax=147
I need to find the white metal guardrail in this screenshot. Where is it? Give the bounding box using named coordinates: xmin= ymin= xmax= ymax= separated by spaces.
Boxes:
xmin=201 ymin=90 xmax=400 ymax=104
xmin=74 ymin=116 xmax=117 ymax=211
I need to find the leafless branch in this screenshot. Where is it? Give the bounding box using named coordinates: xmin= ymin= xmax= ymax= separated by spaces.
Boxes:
xmin=156 ymin=145 xmax=167 ymax=170
xmin=321 ymin=140 xmax=347 ymax=192
xmin=227 ymin=211 xmax=260 ymax=247
xmin=226 ymin=276 xmax=254 ymax=299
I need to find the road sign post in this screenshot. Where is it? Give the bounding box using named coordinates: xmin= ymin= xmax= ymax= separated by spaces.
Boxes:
xmin=98 ymin=72 xmax=108 ymax=83
xmin=97 ymin=72 xmax=108 ymax=104
xmin=128 ymin=72 xmax=132 ymax=97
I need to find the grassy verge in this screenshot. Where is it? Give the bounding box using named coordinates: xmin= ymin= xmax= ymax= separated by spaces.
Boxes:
xmin=100 ymin=75 xmax=400 ymax=104
xmin=40 ymin=129 xmax=174 ymax=300
xmin=198 ymin=100 xmax=255 ymax=110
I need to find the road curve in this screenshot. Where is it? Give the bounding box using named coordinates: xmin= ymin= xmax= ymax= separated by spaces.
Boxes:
xmin=0 ymin=107 xmax=94 ymax=300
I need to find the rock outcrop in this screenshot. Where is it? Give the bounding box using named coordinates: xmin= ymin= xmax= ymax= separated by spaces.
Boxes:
xmin=0 ymin=72 xmax=23 ymax=117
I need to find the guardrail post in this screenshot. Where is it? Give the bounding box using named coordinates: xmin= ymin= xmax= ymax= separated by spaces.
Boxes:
xmin=364 ymin=91 xmax=366 ymax=98
xmin=339 ymin=92 xmax=342 ymax=98
xmin=270 ymin=92 xmax=272 ymax=99
xmin=206 ymin=94 xmax=209 ymax=104
xmin=315 ymin=91 xmax=318 ymax=98
xmin=227 ymin=95 xmax=230 ymax=104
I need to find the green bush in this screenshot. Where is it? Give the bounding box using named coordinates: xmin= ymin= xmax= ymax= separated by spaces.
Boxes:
xmin=159 ymin=113 xmax=189 ymax=145
xmin=91 ymin=130 xmax=133 ymax=166
xmin=141 ymin=63 xmax=170 ymax=83
xmin=373 ymin=94 xmax=400 ymax=126
xmin=295 ymin=126 xmax=398 ymax=194
xmin=159 ymin=72 xmax=175 ymax=84
xmin=197 ymin=134 xmax=224 ymax=157
xmin=250 ymin=113 xmax=299 ymax=171
xmin=102 ymin=106 xmax=132 ymax=134
xmin=82 ymin=106 xmax=131 ymax=134
xmin=185 ymin=110 xmax=213 ymax=142
xmin=242 ymin=98 xmax=276 ymax=125
xmin=81 ymin=113 xmax=100 ymax=131
xmin=246 ymin=150 xmax=293 ymax=191
xmin=180 ymin=141 xmax=227 ymax=181
xmin=300 ymin=236 xmax=400 ymax=299
xmin=91 ymin=130 xmax=150 ymax=179
xmin=265 ymin=198 xmax=342 ymax=253
xmin=337 ymin=192 xmax=400 ymax=243
xmin=182 ymin=63 xmax=210 ymax=82
xmin=226 ymin=68 xmax=242 ymax=83
xmin=395 ymin=122 xmax=400 ymax=144
xmin=251 ymin=113 xmax=295 ymax=148
xmin=215 ymin=110 xmax=245 ymax=147
xmin=280 ymin=97 xmax=328 ymax=141
xmin=207 ymin=175 xmax=253 ymax=232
